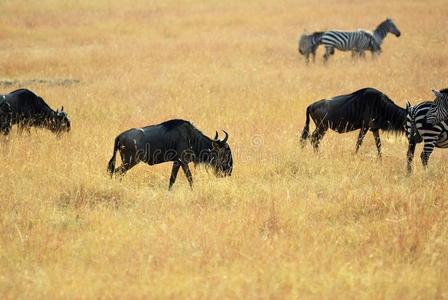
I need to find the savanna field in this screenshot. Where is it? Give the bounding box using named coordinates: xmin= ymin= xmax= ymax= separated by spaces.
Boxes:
xmin=1 ymin=0 xmax=448 ymax=298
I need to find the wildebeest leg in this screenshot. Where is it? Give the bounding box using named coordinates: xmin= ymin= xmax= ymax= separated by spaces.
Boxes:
xmin=355 ymin=127 xmax=369 ymax=153
xmin=114 ymin=162 xmax=137 ymax=178
xmin=180 ymin=163 xmax=193 ymax=189
xmin=407 ymin=138 xmax=416 ymax=175
xmin=113 ymin=151 xmax=137 ymax=178
xmin=372 ymin=129 xmax=382 ymax=158
xmin=311 ymin=126 xmax=327 ymax=151
xmin=169 ymin=161 xmax=181 ymax=190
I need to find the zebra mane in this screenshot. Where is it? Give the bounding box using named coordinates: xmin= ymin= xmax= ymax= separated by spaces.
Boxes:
xmin=373 ymin=18 xmax=400 ymax=45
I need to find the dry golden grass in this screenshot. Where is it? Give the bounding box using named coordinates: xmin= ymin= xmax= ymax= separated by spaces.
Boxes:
xmin=1 ymin=0 xmax=448 ymax=298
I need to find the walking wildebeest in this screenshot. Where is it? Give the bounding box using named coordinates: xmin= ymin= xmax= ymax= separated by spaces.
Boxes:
xmin=1 ymin=89 xmax=70 ymax=135
xmin=107 ymin=119 xmax=233 ymax=190
xmin=300 ymin=87 xmax=407 ymax=156
xmin=0 ymin=100 xmax=13 ymax=135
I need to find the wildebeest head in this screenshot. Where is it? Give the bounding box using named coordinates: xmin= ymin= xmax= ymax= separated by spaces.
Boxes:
xmin=210 ymin=130 xmax=233 ymax=176
xmin=426 ymin=89 xmax=448 ymax=125
xmin=50 ymin=106 xmax=71 ymax=134
xmin=0 ymin=101 xmax=12 ymax=135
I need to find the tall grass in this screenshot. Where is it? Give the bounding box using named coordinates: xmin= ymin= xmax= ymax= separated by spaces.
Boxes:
xmin=1 ymin=0 xmax=447 ymax=298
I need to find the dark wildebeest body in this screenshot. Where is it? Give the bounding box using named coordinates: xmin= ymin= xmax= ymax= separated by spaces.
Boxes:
xmin=107 ymin=119 xmax=233 ymax=190
xmin=300 ymin=88 xmax=406 ymax=156
xmin=0 ymin=100 xmax=13 ymax=135
xmin=1 ymin=89 xmax=70 ymax=135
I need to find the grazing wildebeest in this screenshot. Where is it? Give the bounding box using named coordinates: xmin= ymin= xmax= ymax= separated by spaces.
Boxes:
xmin=300 ymin=87 xmax=407 ymax=156
xmin=1 ymin=89 xmax=70 ymax=135
xmin=0 ymin=100 xmax=13 ymax=135
xmin=107 ymin=119 xmax=233 ymax=190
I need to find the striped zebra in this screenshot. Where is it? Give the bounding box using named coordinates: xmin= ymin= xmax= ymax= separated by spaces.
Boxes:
xmin=320 ymin=30 xmax=381 ymax=61
xmin=373 ymin=18 xmax=401 ymax=46
xmin=425 ymin=89 xmax=448 ymax=125
xmin=298 ymin=32 xmax=324 ymax=63
xmin=406 ymin=89 xmax=448 ymax=174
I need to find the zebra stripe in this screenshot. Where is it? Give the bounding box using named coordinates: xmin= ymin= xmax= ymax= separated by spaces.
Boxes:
xmin=320 ymin=30 xmax=381 ymax=61
xmin=425 ymin=89 xmax=448 ymax=125
xmin=406 ymin=101 xmax=448 ymax=173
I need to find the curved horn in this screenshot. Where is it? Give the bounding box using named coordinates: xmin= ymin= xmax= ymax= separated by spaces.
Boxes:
xmin=221 ymin=130 xmax=228 ymax=144
xmin=61 ymin=106 xmax=64 ymax=112
xmin=214 ymin=131 xmax=219 ymax=141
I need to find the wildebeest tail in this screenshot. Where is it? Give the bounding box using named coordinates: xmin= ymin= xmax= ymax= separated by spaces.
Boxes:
xmin=107 ymin=136 xmax=120 ymax=176
xmin=300 ymin=106 xmax=311 ymax=147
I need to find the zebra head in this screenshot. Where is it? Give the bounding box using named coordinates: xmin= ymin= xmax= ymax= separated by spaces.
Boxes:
xmin=385 ymin=18 xmax=401 ymax=37
xmin=405 ymin=101 xmax=415 ymax=139
xmin=426 ymin=89 xmax=448 ymax=125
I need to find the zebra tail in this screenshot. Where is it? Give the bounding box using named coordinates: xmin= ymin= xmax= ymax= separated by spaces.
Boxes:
xmin=300 ymin=106 xmax=311 ymax=147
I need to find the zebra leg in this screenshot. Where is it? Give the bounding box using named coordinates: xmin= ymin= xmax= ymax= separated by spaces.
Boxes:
xmin=355 ymin=127 xmax=369 ymax=153
xmin=372 ymin=129 xmax=382 ymax=158
xmin=305 ymin=53 xmax=310 ymax=64
xmin=420 ymin=141 xmax=436 ymax=169
xmin=311 ymin=126 xmax=327 ymax=152
xmin=407 ymin=138 xmax=416 ymax=175
xmin=323 ymin=46 xmax=334 ymax=62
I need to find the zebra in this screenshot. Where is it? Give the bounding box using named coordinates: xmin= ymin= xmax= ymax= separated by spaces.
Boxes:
xmin=320 ymin=30 xmax=381 ymax=61
xmin=298 ymin=32 xmax=324 ymax=63
xmin=373 ymin=18 xmax=401 ymax=46
xmin=425 ymin=89 xmax=448 ymax=125
xmin=406 ymin=89 xmax=448 ymax=174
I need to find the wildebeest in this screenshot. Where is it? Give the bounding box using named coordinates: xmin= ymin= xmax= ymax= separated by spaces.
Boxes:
xmin=0 ymin=100 xmax=13 ymax=135
xmin=1 ymin=89 xmax=70 ymax=135
xmin=107 ymin=119 xmax=233 ymax=190
xmin=300 ymin=88 xmax=407 ymax=156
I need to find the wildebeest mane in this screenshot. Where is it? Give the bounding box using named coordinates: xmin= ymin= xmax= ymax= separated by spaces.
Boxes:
xmin=332 ymin=88 xmax=406 ymax=132
xmin=371 ymin=91 xmax=407 ymax=132
xmin=158 ymin=119 xmax=214 ymax=160
xmin=9 ymin=88 xmax=53 ymax=113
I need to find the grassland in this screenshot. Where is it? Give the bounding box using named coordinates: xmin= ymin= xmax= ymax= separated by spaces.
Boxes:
xmin=1 ymin=0 xmax=448 ymax=298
